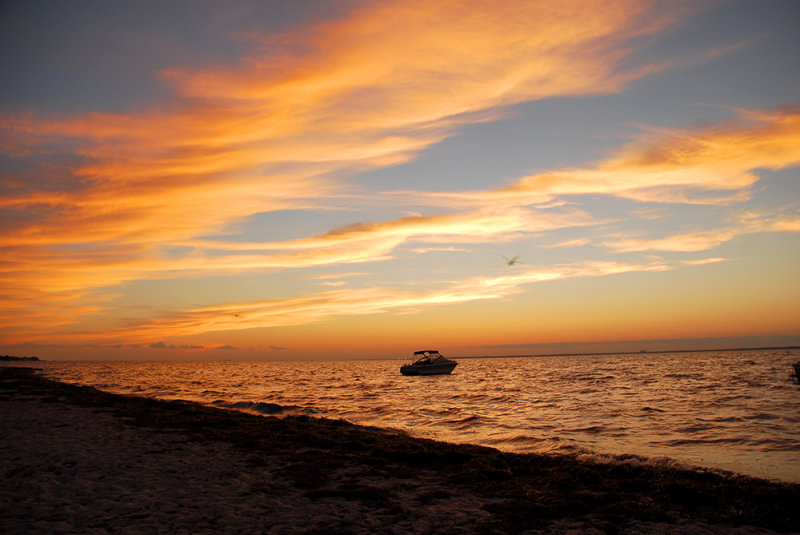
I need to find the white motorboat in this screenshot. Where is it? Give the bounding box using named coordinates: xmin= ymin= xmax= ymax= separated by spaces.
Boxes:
xmin=400 ymin=350 xmax=458 ymax=376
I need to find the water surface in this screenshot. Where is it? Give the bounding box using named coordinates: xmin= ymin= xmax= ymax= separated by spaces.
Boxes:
xmin=34 ymin=349 xmax=800 ymax=483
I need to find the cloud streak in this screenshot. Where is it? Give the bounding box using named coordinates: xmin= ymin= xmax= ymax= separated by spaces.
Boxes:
xmin=603 ymin=212 xmax=800 ymax=253
xmin=102 ymin=259 xmax=672 ymax=343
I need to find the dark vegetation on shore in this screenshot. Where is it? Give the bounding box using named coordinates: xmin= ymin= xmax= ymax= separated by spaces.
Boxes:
xmin=0 ymin=355 xmax=39 ymax=361
xmin=2 ymin=367 xmax=799 ymax=533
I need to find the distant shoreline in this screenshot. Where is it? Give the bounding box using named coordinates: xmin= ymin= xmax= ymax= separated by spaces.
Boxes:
xmin=456 ymin=345 xmax=800 ymax=360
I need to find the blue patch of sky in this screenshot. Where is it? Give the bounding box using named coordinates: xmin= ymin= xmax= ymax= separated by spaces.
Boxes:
xmin=747 ymin=169 xmax=800 ymax=212
xmin=114 ymin=271 xmax=321 ymax=311
xmin=621 ymin=0 xmax=800 ymax=112
xmin=205 ymin=209 xmax=335 ymax=243
xmin=204 ymin=208 xmax=416 ymax=245
xmin=351 ymin=95 xmax=636 ymax=195
xmin=159 ymin=245 xmax=196 ymax=259
xmin=0 ymin=207 xmax=41 ymax=234
xmin=0 ymin=0 xmax=349 ymax=113
xmin=711 ymin=232 xmax=800 ymax=284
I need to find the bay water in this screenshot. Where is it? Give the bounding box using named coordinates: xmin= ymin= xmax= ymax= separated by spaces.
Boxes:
xmin=33 ymin=349 xmax=800 ymax=483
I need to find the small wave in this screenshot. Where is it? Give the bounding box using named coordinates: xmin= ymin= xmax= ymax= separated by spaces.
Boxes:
xmin=674 ymin=424 xmax=714 ymax=433
xmin=641 ymin=406 xmax=665 ymax=413
xmin=757 ymin=442 xmax=800 ymax=452
xmin=442 ymin=415 xmax=481 ymax=430
xmin=746 ymin=412 xmax=778 ymax=421
xmin=447 ymin=415 xmax=479 ymax=424
xmin=211 ymin=400 xmax=302 ymax=415
xmin=664 ymin=373 xmax=702 ymax=379
xmin=656 ymin=436 xmax=749 ymax=447
xmin=482 ymin=434 xmax=550 ymax=448
xmin=697 ymin=416 xmax=745 ymax=423
xmin=564 ymin=425 xmax=608 ymax=434
xmin=578 ymin=452 xmax=703 ymax=473
xmin=570 ymin=374 xmax=616 ymax=383
xmin=715 ymin=394 xmax=754 ymax=402
xmin=540 ymin=442 xmax=586 ymax=455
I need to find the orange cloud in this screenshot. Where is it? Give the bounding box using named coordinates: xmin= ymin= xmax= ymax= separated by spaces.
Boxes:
xmin=1 ymin=0 xmax=688 ymax=208
xmin=0 ymin=0 xmax=722 ymax=343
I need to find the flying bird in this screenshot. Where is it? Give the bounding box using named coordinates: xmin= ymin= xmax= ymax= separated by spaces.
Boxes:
xmin=502 ymin=255 xmax=524 ymax=266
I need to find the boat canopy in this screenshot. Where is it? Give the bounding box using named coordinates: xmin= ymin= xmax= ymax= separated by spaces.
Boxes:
xmin=411 ymin=350 xmax=444 ymax=364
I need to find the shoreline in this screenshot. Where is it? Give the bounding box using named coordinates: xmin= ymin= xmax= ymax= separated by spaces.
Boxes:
xmin=2 ymin=366 xmax=799 ymax=534
xmin=457 ymin=346 xmax=800 ymax=360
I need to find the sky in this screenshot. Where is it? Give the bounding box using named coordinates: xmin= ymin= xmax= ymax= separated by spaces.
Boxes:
xmin=1 ymin=0 xmax=799 ymax=360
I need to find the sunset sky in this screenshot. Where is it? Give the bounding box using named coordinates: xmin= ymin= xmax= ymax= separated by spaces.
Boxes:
xmin=1 ymin=0 xmax=799 ymax=360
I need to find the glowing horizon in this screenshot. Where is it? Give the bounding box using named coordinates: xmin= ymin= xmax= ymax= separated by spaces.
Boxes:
xmin=1 ymin=0 xmax=798 ymax=360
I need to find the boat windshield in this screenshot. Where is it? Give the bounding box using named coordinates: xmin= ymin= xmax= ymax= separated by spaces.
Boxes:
xmin=412 ymin=351 xmax=443 ymax=364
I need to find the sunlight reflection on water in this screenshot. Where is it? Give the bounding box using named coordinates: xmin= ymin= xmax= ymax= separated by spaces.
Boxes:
xmin=37 ymin=349 xmax=800 ymax=483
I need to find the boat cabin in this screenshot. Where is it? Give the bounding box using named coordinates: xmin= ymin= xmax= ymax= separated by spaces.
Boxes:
xmin=411 ymin=350 xmax=444 ymax=364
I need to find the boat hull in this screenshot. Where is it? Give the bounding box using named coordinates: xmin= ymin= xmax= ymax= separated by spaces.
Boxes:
xmin=400 ymin=361 xmax=458 ymax=376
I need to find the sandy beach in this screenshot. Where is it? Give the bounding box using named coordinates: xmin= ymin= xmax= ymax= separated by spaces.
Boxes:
xmin=2 ymin=367 xmax=799 ymax=534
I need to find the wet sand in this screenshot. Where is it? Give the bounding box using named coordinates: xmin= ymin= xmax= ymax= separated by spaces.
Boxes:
xmin=2 ymin=367 xmax=798 ymax=534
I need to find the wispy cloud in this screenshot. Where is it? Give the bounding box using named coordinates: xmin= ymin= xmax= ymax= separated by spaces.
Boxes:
xmin=604 ymin=229 xmax=738 ymax=253
xmin=682 ymin=258 xmax=729 ymax=266
xmin=411 ymin=246 xmax=472 ymax=254
xmin=545 ymin=238 xmax=591 ymax=249
xmin=101 ymin=259 xmax=672 ymax=342
xmin=603 ymin=212 xmax=800 ymax=252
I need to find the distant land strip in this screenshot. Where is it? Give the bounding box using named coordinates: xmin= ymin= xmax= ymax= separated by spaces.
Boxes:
xmin=457 ymin=346 xmax=800 ymax=360
xmin=0 ymin=355 xmax=40 ymax=361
